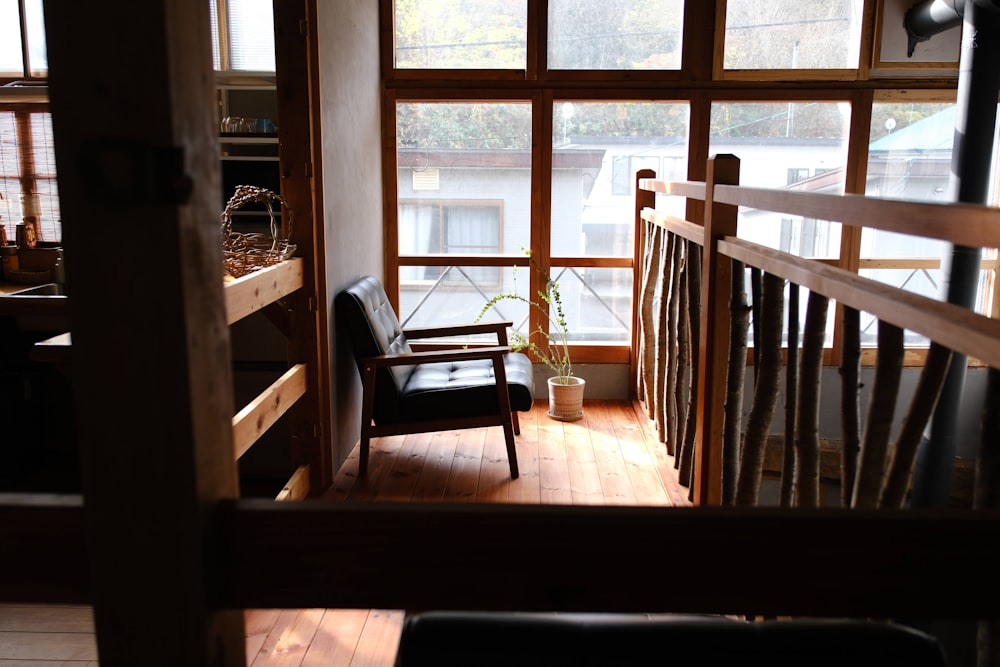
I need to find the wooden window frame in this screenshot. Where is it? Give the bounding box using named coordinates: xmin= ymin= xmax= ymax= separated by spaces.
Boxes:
xmin=381 ymin=0 xmax=984 ymax=373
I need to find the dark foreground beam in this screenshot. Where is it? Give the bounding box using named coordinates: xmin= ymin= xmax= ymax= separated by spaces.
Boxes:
xmin=6 ymin=497 xmax=1000 ymax=619
xmin=0 ymin=494 xmax=89 ymax=603
xmin=216 ymin=500 xmax=1000 ymax=619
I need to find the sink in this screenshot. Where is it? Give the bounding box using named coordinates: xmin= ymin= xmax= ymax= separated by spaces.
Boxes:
xmin=7 ymin=282 xmax=66 ymax=297
xmin=0 ymin=282 xmax=69 ymax=327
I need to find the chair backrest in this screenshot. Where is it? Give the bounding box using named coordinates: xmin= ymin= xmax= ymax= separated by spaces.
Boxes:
xmin=335 ymin=276 xmax=415 ymax=422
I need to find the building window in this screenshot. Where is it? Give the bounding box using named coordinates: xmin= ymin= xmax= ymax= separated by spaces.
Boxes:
xmin=399 ymin=200 xmax=503 ymax=287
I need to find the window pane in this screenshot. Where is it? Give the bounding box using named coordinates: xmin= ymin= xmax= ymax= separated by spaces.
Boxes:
xmin=552 ymin=102 xmax=689 ymax=257
xmin=394 ymin=0 xmax=527 ymax=70
xmin=553 ymin=266 xmax=632 ymax=344
xmin=863 ymin=102 xmax=1000 ymax=343
xmin=0 ymin=0 xmax=23 ymax=76
xmin=397 ymin=102 xmax=532 ymax=324
xmin=400 ymin=265 xmax=530 ymax=335
xmin=228 ymin=0 xmax=275 ymax=71
xmin=209 ymin=0 xmax=221 ymax=70
xmin=724 ymin=0 xmax=863 ymax=70
xmin=548 ymin=0 xmax=684 ymax=70
xmin=709 ymin=101 xmax=850 ymax=256
xmin=23 ymin=0 xmax=45 ymax=76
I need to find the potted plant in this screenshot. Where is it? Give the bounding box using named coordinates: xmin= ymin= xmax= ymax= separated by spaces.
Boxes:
xmin=477 ymin=250 xmax=585 ymax=421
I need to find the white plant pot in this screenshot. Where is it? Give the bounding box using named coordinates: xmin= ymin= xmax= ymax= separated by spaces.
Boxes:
xmin=547 ymin=376 xmax=585 ymax=421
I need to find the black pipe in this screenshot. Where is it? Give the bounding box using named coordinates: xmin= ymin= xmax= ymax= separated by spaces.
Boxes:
xmin=909 ymin=0 xmax=1000 ymax=508
xmin=905 ymin=0 xmax=964 ymax=55
xmin=905 ymin=0 xmax=964 ymax=56
xmin=905 ymin=0 xmax=1000 ymax=55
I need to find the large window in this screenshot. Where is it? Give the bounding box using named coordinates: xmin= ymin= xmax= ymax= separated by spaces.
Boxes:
xmin=386 ymin=0 xmax=991 ymax=364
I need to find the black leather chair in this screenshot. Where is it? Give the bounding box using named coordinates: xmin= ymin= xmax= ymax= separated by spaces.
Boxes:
xmin=335 ymin=276 xmax=534 ymax=479
xmin=395 ymin=611 xmax=949 ymax=667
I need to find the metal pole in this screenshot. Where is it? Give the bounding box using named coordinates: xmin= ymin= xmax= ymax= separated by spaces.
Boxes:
xmin=910 ymin=0 xmax=1000 ymax=508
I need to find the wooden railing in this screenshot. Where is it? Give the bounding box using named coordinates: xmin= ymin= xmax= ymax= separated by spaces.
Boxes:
xmin=30 ymin=258 xmax=312 ymax=500
xmin=224 ymin=258 xmax=311 ymax=500
xmin=635 ymin=155 xmax=1000 ymax=507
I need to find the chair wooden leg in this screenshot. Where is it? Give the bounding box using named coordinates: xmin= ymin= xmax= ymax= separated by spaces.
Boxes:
xmin=503 ymin=420 xmax=519 ymax=479
xmin=512 ymin=410 xmax=520 ymax=435
xmin=359 ymin=430 xmax=370 ymax=476
xmin=360 ymin=363 xmax=377 ymax=477
xmin=490 ymin=356 xmax=518 ymax=479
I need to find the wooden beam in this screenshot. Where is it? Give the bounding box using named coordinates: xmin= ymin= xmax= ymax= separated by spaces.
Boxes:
xmin=637 ymin=178 xmax=707 ymax=201
xmin=0 ymin=495 xmax=89 ymax=603
xmin=233 ymin=363 xmax=308 ymax=460
xmin=273 ymin=0 xmax=331 ymax=494
xmin=217 ymin=501 xmax=1000 ymax=619
xmin=714 ymin=184 xmax=1000 ymax=248
xmin=640 ymin=209 xmax=705 ymax=245
xmin=274 ymin=465 xmax=311 ymax=501
xmin=224 ymin=258 xmax=304 ymax=325
xmin=9 ymin=497 xmax=1000 ymax=620
xmin=44 ymin=0 xmax=246 ymax=664
xmin=693 ymin=154 xmax=740 ymax=506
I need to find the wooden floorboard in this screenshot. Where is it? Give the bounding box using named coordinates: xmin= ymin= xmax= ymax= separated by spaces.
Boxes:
xmin=0 ymin=400 xmax=687 ymax=666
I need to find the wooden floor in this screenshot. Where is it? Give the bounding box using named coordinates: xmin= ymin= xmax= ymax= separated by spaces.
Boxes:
xmin=0 ymin=400 xmax=689 ymax=666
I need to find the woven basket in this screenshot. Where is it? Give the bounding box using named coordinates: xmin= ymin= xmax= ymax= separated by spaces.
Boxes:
xmin=220 ymin=184 xmax=296 ymax=278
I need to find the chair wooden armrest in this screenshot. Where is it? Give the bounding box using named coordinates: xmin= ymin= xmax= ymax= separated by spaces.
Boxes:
xmin=363 ymin=345 xmax=510 ymax=369
xmin=403 ymin=321 xmax=512 ymax=345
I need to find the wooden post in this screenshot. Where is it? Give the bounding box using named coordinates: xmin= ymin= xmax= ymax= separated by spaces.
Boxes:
xmin=274 ymin=0 xmax=331 ymax=493
xmin=693 ymin=154 xmax=740 ymax=506
xmin=632 ymin=168 xmax=656 ymax=400
xmin=44 ymin=0 xmax=246 ymax=663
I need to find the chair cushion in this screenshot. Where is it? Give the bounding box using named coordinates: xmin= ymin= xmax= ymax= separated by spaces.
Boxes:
xmin=397 ymin=612 xmax=947 ymax=667
xmin=400 ymin=351 xmax=534 ymax=422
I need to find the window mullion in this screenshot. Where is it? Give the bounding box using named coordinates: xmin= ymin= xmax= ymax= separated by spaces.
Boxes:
xmin=531 ymin=91 xmax=554 ymax=351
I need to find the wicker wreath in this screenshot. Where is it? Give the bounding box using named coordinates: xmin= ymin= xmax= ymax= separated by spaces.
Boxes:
xmin=220 ymin=184 xmax=296 ymax=278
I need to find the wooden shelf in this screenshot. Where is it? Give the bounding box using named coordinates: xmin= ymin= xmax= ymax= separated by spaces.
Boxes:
xmin=30 ymin=257 xmax=305 ymax=367
xmin=224 ymin=257 xmax=304 ymax=325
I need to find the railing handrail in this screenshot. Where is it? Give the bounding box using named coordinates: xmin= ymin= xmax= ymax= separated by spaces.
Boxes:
xmin=640 ymin=176 xmax=1000 ymax=250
